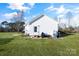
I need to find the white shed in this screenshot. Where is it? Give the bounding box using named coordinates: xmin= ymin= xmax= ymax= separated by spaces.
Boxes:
xmin=24 ymin=14 xmax=58 ymax=37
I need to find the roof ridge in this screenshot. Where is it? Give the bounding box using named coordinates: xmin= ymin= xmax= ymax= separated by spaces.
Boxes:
xmin=29 ymin=14 xmax=45 ymax=25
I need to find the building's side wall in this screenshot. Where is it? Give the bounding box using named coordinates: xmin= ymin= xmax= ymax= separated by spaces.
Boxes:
xmin=25 ymin=15 xmax=58 ymax=37
xmin=24 ymin=25 xmax=30 ymax=35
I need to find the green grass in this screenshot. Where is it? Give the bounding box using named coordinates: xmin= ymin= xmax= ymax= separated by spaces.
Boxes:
xmin=0 ymin=32 xmax=79 ymax=56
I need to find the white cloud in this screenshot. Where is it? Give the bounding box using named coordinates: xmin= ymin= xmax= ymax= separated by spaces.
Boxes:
xmin=44 ymin=5 xmax=57 ymax=12
xmin=45 ymin=5 xmax=70 ymax=15
xmin=73 ymin=7 xmax=79 ymax=14
xmin=28 ymin=15 xmax=36 ymax=20
xmin=57 ymin=5 xmax=65 ymax=14
xmin=28 ymin=3 xmax=35 ymax=8
xmin=7 ymin=3 xmax=35 ymax=12
xmin=2 ymin=3 xmax=35 ymax=23
xmin=4 ymin=12 xmax=17 ymax=19
xmin=8 ymin=3 xmax=30 ymax=11
xmin=71 ymin=14 xmax=79 ymax=27
xmin=0 ymin=12 xmax=18 ymax=22
xmin=45 ymin=4 xmax=75 ymax=27
xmin=58 ymin=14 xmax=64 ymax=18
xmin=24 ymin=17 xmax=27 ymax=20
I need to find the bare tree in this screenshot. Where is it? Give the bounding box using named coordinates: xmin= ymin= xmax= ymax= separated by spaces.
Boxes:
xmin=10 ymin=10 xmax=25 ymax=32
xmin=65 ymin=11 xmax=73 ymax=27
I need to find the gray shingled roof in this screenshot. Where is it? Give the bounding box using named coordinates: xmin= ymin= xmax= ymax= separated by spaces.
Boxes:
xmin=29 ymin=14 xmax=44 ymax=25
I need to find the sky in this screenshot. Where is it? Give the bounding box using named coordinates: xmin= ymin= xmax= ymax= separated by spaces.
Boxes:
xmin=0 ymin=3 xmax=79 ymax=27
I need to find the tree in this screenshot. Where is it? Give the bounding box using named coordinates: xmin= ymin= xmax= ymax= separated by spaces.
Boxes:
xmin=10 ymin=10 xmax=25 ymax=32
xmin=0 ymin=24 xmax=4 ymax=32
xmin=1 ymin=21 xmax=8 ymax=27
xmin=0 ymin=10 xmax=25 ymax=32
xmin=15 ymin=10 xmax=25 ymax=32
xmin=65 ymin=11 xmax=73 ymax=27
xmin=1 ymin=21 xmax=9 ymax=32
xmin=8 ymin=23 xmax=16 ymax=32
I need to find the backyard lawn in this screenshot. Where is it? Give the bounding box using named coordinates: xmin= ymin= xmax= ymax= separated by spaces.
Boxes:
xmin=0 ymin=32 xmax=79 ymax=56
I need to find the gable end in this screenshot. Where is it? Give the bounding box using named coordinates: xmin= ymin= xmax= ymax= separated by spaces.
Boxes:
xmin=29 ymin=14 xmax=44 ymax=25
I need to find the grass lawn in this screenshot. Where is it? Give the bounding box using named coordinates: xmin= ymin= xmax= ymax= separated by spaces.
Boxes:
xmin=0 ymin=32 xmax=79 ymax=56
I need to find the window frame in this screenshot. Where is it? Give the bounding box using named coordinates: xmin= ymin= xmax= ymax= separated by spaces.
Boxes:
xmin=34 ymin=26 xmax=37 ymax=32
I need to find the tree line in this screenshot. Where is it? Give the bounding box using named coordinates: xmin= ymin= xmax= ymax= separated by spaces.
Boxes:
xmin=0 ymin=10 xmax=25 ymax=32
xmin=0 ymin=21 xmax=25 ymax=32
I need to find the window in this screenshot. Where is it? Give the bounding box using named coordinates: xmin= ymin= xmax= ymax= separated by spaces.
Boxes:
xmin=34 ymin=26 xmax=37 ymax=32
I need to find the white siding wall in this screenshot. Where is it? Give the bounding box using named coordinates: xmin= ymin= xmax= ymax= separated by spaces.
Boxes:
xmin=26 ymin=15 xmax=58 ymax=37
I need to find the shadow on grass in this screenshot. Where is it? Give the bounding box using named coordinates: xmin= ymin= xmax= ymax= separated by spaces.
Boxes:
xmin=0 ymin=37 xmax=14 ymax=45
xmin=0 ymin=49 xmax=5 ymax=52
